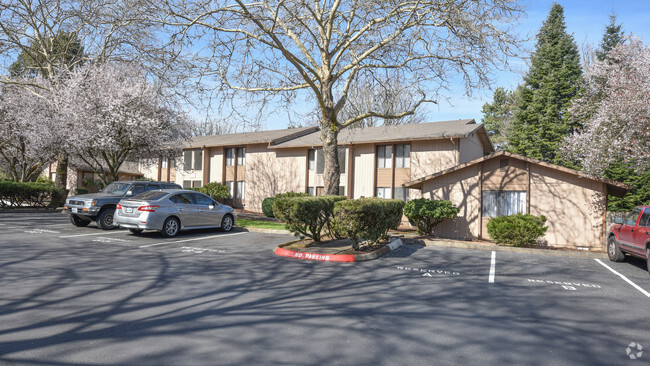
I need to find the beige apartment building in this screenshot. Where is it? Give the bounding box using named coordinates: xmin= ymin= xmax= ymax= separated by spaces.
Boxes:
xmin=163 ymin=119 xmax=493 ymax=212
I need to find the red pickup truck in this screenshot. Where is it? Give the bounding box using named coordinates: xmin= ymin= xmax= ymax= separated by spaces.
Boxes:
xmin=607 ymin=206 xmax=650 ymax=274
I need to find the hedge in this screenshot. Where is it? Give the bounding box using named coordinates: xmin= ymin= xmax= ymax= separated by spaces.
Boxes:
xmin=486 ymin=213 xmax=548 ymax=247
xmin=272 ymin=195 xmax=346 ymax=241
xmin=190 ymin=182 xmax=231 ymax=201
xmin=262 ymin=191 xmax=310 ymax=218
xmin=330 ymin=198 xmax=404 ymax=250
xmin=0 ymin=181 xmax=67 ymax=208
xmin=403 ymin=198 xmax=460 ymax=236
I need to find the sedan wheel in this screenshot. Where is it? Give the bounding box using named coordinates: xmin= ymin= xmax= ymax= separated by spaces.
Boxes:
xmin=161 ymin=217 xmax=180 ymax=238
xmin=220 ymin=215 xmax=234 ymax=232
xmin=607 ymin=236 xmax=625 ymax=262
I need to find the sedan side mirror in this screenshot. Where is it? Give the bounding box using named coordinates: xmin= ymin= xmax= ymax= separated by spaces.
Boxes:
xmin=614 ymin=217 xmax=623 ymax=224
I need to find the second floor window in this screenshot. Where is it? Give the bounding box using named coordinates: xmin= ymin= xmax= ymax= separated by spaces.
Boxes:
xmin=377 ymin=145 xmax=392 ymax=168
xmin=396 ymin=144 xmax=410 ymax=168
xmin=237 ymin=147 xmax=245 ymax=166
xmin=225 ymin=148 xmax=234 ymax=166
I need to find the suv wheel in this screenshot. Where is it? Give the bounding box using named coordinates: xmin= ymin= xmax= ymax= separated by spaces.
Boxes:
xmin=646 ymin=248 xmax=650 ymax=275
xmin=220 ymin=215 xmax=234 ymax=232
xmin=70 ymin=214 xmax=91 ymax=227
xmin=161 ymin=217 xmax=180 ymax=237
xmin=607 ymin=236 xmax=625 ymax=262
xmin=96 ymin=209 xmax=116 ymax=230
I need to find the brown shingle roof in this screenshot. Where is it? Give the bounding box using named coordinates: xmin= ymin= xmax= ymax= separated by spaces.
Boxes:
xmin=185 ymin=126 xmax=319 ymax=149
xmin=404 ymin=151 xmax=630 ymax=197
xmin=270 ymin=119 xmax=492 ymax=152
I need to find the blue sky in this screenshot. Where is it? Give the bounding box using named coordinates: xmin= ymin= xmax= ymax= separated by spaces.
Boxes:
xmin=260 ymin=0 xmax=650 ymax=130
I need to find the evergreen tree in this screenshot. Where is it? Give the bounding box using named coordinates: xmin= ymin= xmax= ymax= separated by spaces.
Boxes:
xmin=507 ymin=3 xmax=583 ymax=166
xmin=9 ymin=32 xmax=85 ymax=78
xmin=596 ymin=11 xmax=624 ymax=61
xmin=481 ymin=87 xmax=517 ymax=150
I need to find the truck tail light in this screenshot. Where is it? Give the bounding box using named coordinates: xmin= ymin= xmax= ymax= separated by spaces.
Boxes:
xmin=116 ymin=203 xmax=122 ymax=210
xmin=138 ymin=205 xmax=160 ymax=212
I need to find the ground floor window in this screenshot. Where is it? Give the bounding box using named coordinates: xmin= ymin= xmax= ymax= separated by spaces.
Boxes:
xmin=376 ymin=187 xmax=392 ymax=199
xmin=226 ymin=181 xmax=234 ymax=198
xmin=236 ymin=181 xmax=245 ymax=199
xmin=394 ymin=187 xmax=410 ymax=202
xmin=482 ymin=191 xmax=526 ymax=217
xmin=183 ymin=180 xmax=202 ymax=189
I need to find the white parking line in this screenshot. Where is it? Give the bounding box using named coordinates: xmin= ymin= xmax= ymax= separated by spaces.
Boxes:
xmin=488 ymin=251 xmax=496 ymax=283
xmin=59 ymin=230 xmax=127 ymax=238
xmin=139 ymin=232 xmax=246 ymax=248
xmin=48 ymin=224 xmax=74 ymax=227
xmin=595 ymin=259 xmax=650 ymax=298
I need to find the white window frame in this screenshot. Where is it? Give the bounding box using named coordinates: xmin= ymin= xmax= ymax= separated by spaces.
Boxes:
xmin=377 ymin=145 xmax=392 ymax=169
xmin=482 ymin=191 xmax=526 ymax=217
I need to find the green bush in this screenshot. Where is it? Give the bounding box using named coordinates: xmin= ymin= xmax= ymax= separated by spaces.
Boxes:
xmin=196 ymin=182 xmax=231 ymax=201
xmin=0 ymin=181 xmax=66 ymax=208
xmin=403 ymin=198 xmax=460 ymax=236
xmin=330 ymin=198 xmax=405 ymax=250
xmin=273 ymin=195 xmax=346 ymax=241
xmin=486 ymin=213 xmax=548 ymax=247
xmin=75 ymin=188 xmax=89 ymax=195
xmin=262 ymin=191 xmax=310 ymax=218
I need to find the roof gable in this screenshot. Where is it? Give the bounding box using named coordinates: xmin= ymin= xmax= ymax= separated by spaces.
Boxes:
xmin=404 ymin=151 xmax=630 ymax=197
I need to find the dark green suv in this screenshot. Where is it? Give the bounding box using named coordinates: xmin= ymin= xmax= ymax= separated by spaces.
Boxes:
xmin=63 ymin=181 xmax=182 ymax=229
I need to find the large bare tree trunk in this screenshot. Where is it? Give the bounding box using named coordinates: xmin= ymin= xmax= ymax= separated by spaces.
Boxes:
xmin=321 ymin=124 xmax=340 ymax=196
xmin=54 ymin=152 xmax=68 ymax=190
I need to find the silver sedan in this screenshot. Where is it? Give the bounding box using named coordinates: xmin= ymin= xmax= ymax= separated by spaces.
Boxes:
xmin=113 ymin=189 xmax=236 ymax=237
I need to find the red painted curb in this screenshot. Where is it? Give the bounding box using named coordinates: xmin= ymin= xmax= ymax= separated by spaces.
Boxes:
xmin=274 ymin=246 xmax=357 ymax=262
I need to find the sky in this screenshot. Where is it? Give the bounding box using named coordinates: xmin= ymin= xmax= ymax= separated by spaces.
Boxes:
xmin=259 ymin=0 xmax=650 ymax=130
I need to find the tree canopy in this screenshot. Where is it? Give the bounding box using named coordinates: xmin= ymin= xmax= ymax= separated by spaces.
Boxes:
xmin=507 ymin=3 xmax=583 ymax=166
xmin=481 ymin=87 xmax=517 ymax=150
xmin=157 ymin=0 xmax=525 ymax=194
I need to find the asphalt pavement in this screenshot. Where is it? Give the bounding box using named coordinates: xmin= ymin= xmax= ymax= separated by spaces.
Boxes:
xmin=0 ymin=211 xmax=649 ymax=365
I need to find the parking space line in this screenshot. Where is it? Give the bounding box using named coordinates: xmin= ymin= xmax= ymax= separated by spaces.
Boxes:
xmin=139 ymin=232 xmax=246 ymax=248
xmin=59 ymin=230 xmax=127 ymax=238
xmin=595 ymin=259 xmax=650 ymax=298
xmin=48 ymin=224 xmax=74 ymax=227
xmin=489 ymin=251 xmax=496 ymax=283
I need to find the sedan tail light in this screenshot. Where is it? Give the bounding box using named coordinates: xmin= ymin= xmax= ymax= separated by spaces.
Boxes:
xmin=138 ymin=205 xmax=160 ymax=212
xmin=116 ymin=203 xmax=123 ymax=210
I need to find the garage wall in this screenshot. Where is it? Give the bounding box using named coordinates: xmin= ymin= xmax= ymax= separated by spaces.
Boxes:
xmin=530 ymin=165 xmax=606 ymax=249
xmin=422 ymin=165 xmax=481 ymax=240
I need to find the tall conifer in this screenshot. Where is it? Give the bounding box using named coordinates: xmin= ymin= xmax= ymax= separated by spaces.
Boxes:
xmin=507 ymin=3 xmax=583 ymax=166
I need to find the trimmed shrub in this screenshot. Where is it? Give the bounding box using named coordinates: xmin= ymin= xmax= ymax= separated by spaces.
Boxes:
xmin=196 ymin=182 xmax=231 ymax=201
xmin=486 ymin=213 xmax=548 ymax=247
xmin=403 ymin=198 xmax=460 ymax=236
xmin=0 ymin=181 xmax=66 ymax=208
xmin=273 ymin=195 xmax=346 ymax=241
xmin=330 ymin=198 xmax=405 ymax=250
xmin=262 ymin=191 xmax=310 ymax=218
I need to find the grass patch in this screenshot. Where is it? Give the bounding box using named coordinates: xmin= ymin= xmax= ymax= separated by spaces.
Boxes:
xmin=237 ymin=218 xmax=287 ymax=231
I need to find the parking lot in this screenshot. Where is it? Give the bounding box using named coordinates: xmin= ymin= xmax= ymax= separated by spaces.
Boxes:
xmin=0 ymin=211 xmax=649 ymax=365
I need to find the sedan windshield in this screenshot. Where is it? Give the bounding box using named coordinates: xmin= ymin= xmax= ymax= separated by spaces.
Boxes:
xmin=101 ymin=182 xmax=130 ymax=194
xmin=131 ymin=191 xmax=168 ymax=201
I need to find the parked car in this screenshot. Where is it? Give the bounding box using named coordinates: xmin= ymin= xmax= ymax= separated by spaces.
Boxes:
xmin=63 ymin=181 xmax=182 ymax=229
xmin=113 ymin=189 xmax=236 ymax=237
xmin=606 ymin=206 xmax=650 ymax=274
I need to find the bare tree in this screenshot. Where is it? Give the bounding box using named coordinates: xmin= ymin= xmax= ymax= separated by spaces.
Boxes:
xmin=156 ymin=0 xmax=525 ymax=194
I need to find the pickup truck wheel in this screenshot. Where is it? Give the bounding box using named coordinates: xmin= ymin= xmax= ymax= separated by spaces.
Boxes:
xmin=161 ymin=217 xmax=180 ymax=238
xmin=96 ymin=209 xmax=116 ymax=230
xmin=607 ymin=236 xmax=625 ymax=262
xmin=70 ymin=214 xmax=91 ymax=227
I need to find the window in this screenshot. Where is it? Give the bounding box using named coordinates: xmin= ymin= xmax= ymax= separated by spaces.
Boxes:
xmin=225 ymin=148 xmax=234 ymax=166
xmin=193 ymin=193 xmax=215 ymax=206
xmin=161 ymin=157 xmax=168 ymax=169
xmin=226 ymin=181 xmax=234 ymax=198
xmin=316 ymin=148 xmax=324 ymax=174
xmin=236 ymin=181 xmax=245 ymax=199
xmin=129 ymin=184 xmax=146 ymax=196
xmin=396 ymin=144 xmax=410 ymax=168
xmin=183 ymin=180 xmax=202 ymax=188
xmin=338 ymin=186 xmax=346 ymax=196
xmin=133 ymin=191 xmax=167 ymax=200
xmin=237 ymin=147 xmax=245 ymax=166
xmin=394 ymin=187 xmax=410 ymax=202
xmin=308 ymin=149 xmax=315 ymax=170
xmin=170 ymin=193 xmax=193 ymax=204
xmin=625 ymin=208 xmax=643 ymax=226
xmin=146 ymin=183 xmax=160 ymax=191
xmin=639 ymin=209 xmax=650 ymax=227
xmin=482 ymin=191 xmax=526 ymax=217
xmin=377 ymin=145 xmax=392 ymax=168
xmin=307 ymin=187 xmax=314 ymax=196
xmin=376 ymin=187 xmax=391 ymax=199
xmin=338 ymin=147 xmax=347 ymax=174
xmin=183 ymin=150 xmax=203 ymax=171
